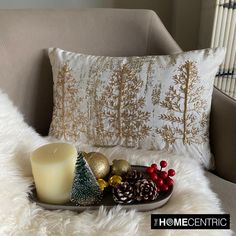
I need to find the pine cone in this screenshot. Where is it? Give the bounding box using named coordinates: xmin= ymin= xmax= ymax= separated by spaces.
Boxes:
xmin=135 ymin=179 xmax=158 ymax=202
xmin=112 ymin=182 xmax=135 ymax=204
xmin=123 ymin=170 xmax=144 ymax=185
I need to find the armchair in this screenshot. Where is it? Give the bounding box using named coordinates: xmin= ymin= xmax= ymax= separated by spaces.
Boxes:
xmin=0 ymin=8 xmax=235 ymax=233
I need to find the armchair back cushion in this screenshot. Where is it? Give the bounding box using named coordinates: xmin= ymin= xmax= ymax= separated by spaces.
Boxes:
xmin=0 ymin=9 xmax=180 ymax=135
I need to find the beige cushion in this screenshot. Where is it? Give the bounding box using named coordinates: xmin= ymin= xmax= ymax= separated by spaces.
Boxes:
xmin=205 ymin=171 xmax=236 ymax=233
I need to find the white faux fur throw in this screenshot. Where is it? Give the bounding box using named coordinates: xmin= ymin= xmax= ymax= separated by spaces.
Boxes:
xmin=0 ymin=90 xmax=232 ymax=236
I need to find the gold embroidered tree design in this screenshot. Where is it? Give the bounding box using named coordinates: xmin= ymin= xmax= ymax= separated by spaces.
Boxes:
xmin=50 ymin=62 xmax=87 ymax=141
xmin=85 ymin=57 xmax=117 ymax=145
xmin=156 ymin=60 xmax=208 ymax=147
xmin=152 ymin=84 xmax=161 ymax=105
xmin=96 ymin=63 xmax=151 ymax=146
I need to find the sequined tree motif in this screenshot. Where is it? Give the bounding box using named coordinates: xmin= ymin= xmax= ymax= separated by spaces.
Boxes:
xmin=50 ymin=62 xmax=87 ymax=141
xmin=156 ymin=60 xmax=208 ymax=147
xmin=96 ymin=63 xmax=151 ymax=146
xmin=152 ymin=84 xmax=161 ymax=105
xmin=85 ymin=57 xmax=117 ymax=144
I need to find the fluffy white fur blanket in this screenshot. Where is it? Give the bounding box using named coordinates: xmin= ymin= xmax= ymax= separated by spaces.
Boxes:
xmin=0 ymin=91 xmax=232 ymax=236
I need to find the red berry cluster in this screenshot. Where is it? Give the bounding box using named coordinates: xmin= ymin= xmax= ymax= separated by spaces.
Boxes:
xmin=146 ymin=160 xmax=176 ymax=193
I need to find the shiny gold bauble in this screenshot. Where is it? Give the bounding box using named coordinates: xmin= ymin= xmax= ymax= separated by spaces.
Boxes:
xmin=97 ymin=179 xmax=109 ymax=191
xmin=111 ymin=159 xmax=131 ymax=176
xmin=108 ymin=175 xmax=122 ymax=187
xmin=85 ymin=152 xmax=110 ymax=179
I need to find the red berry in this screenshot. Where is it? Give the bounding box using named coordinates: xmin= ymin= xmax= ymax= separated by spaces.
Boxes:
xmin=168 ymin=169 xmax=176 ymax=177
xmin=151 ymin=163 xmax=158 ymax=170
xmin=160 ymin=171 xmax=168 ymax=179
xmin=156 ymin=178 xmax=163 ymax=186
xmin=146 ymin=167 xmax=154 ymax=174
xmin=166 ymin=177 xmax=174 ymax=186
xmin=150 ymin=173 xmax=158 ymax=181
xmin=161 ymin=184 xmax=169 ymax=192
xmin=156 ymin=186 xmax=161 ymax=193
xmin=160 ymin=160 xmax=167 ymax=168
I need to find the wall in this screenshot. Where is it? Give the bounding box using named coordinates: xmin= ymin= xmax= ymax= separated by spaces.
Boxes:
xmin=0 ymin=0 xmax=202 ymax=50
xmin=172 ymin=0 xmax=202 ymax=50
xmin=198 ymin=0 xmax=216 ymax=49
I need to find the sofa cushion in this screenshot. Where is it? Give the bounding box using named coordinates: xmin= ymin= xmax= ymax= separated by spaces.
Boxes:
xmin=205 ymin=171 xmax=236 ymax=234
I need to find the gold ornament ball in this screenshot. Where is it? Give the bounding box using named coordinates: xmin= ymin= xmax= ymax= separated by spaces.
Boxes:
xmin=85 ymin=152 xmax=110 ymax=179
xmin=97 ymin=179 xmax=109 ymax=191
xmin=108 ymin=175 xmax=122 ymax=187
xmin=111 ymin=159 xmax=131 ymax=176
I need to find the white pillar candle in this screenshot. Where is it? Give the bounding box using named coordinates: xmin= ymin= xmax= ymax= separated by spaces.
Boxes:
xmin=30 ymin=143 xmax=77 ymax=204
